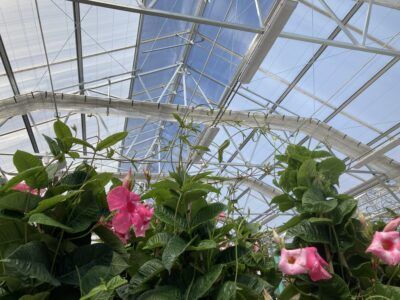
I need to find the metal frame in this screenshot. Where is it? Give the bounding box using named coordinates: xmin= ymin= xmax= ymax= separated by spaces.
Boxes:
xmin=67 ymin=0 xmax=264 ymax=33
xmin=0 ymin=35 xmax=39 ymax=153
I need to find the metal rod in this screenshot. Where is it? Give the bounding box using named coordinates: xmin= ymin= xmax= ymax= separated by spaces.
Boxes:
xmin=362 ymin=0 xmax=374 ymax=46
xmin=67 ymin=0 xmax=264 ymax=34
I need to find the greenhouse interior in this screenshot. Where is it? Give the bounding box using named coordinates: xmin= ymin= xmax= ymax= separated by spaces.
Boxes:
xmin=0 ymin=0 xmax=400 ymax=299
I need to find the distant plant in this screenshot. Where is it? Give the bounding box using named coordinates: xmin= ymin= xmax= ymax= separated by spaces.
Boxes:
xmin=271 ymin=144 xmax=400 ymax=299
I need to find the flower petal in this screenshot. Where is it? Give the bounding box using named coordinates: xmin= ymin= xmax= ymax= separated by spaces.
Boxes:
xmin=384 ymin=217 xmax=400 ymax=232
xmin=107 ymin=186 xmax=130 ymax=211
xmin=309 ymin=264 xmax=332 ymax=281
xmin=129 ymin=192 xmax=141 ymax=203
xmin=112 ymin=211 xmax=132 ymax=235
xmin=279 ymin=248 xmax=308 ymax=275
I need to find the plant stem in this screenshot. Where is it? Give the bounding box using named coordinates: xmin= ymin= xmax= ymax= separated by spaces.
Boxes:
xmin=51 ymin=230 xmax=64 ymax=274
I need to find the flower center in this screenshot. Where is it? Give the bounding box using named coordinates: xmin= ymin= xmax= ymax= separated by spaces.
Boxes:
xmin=382 ymin=239 xmax=394 ymax=251
xmin=126 ymin=200 xmax=136 ymax=213
xmin=287 ymin=256 xmax=296 ymax=264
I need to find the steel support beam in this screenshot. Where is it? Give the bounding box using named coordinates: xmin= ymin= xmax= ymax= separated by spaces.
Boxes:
xmin=73 ymin=1 xmax=87 ymax=155
xmin=67 ymin=0 xmax=264 ymax=33
xmin=270 ymin=2 xmax=362 ymax=112
xmin=355 ymin=0 xmax=400 ymax=10
xmin=279 ymin=31 xmax=400 ymax=57
xmin=3 ymin=92 xmax=400 ymax=178
xmin=0 ymin=35 xmax=39 ymax=153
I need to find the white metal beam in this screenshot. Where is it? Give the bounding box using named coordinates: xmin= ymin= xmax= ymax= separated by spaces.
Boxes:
xmin=2 ymin=92 xmax=400 ymax=179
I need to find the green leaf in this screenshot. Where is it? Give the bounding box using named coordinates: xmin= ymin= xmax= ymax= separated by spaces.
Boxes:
xmin=162 ymin=236 xmax=189 ymax=272
xmin=218 ymin=139 xmax=230 ymax=163
xmin=58 ymin=244 xmax=114 ymax=285
xmin=188 ymin=239 xmax=217 ymax=251
xmin=287 ymin=220 xmax=330 ymax=244
xmin=54 ymin=120 xmax=73 ymax=149
xmin=2 ymin=241 xmax=60 ymax=286
xmin=271 ymin=194 xmax=294 ymax=212
xmin=328 ymin=199 xmax=357 ymax=225
xmin=43 ymin=134 xmax=61 ymax=156
xmin=96 ymin=132 xmax=128 ymax=151
xmin=68 ymin=151 xmax=80 ymax=159
xmin=154 ymin=205 xmax=188 ymax=230
xmin=187 ymin=264 xmax=223 ymax=300
xmin=319 ymin=157 xmax=345 ymax=185
xmin=302 ymin=187 xmax=337 ymax=213
xmin=367 ymin=283 xmax=400 ymax=299
xmin=28 ymin=190 xmax=82 ymax=215
xmin=317 ymin=274 xmax=351 ymax=300
xmin=277 ymin=214 xmax=305 ymax=233
xmin=0 ymin=166 xmax=48 ymax=191
xmin=64 ymin=137 xmax=95 ymax=150
xmin=143 ymin=232 xmax=172 ymax=250
xmin=81 ymin=275 xmax=127 ymax=300
xmin=13 ymin=150 xmax=43 ymax=172
xmin=278 ymin=284 xmax=298 ymax=300
xmin=297 ymin=159 xmax=317 ymax=187
xmin=138 ymin=285 xmax=182 ymax=300
xmin=308 ymin=217 xmax=333 ymax=225
xmin=237 ymin=274 xmax=272 ymax=294
xmin=191 ymin=202 xmax=226 ymax=228
xmin=94 ymin=225 xmax=127 ymax=255
xmin=28 ymin=213 xmax=74 ymax=232
xmin=130 ymin=259 xmax=165 ymax=289
xmin=19 ymin=291 xmax=50 ymax=300
xmin=0 ymin=192 xmax=39 ymax=212
xmin=216 ymin=281 xmax=236 ymax=300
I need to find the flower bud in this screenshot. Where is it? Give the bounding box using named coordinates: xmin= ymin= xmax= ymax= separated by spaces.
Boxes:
xmin=122 ymin=169 xmax=133 ymax=190
xmin=272 ymin=229 xmax=284 ymax=248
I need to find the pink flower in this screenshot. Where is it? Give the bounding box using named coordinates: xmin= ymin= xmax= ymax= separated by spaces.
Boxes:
xmin=279 ymin=247 xmax=331 ymax=282
xmin=305 ymin=247 xmax=332 ymax=281
xmin=366 ymin=231 xmax=400 ymax=265
xmin=217 ymin=212 xmax=226 ymax=221
xmin=107 ymin=185 xmax=153 ymax=240
xmin=12 ymin=182 xmax=44 ymax=196
xmin=383 ymin=217 xmax=400 ymax=232
xmin=253 ymin=241 xmax=260 ymax=253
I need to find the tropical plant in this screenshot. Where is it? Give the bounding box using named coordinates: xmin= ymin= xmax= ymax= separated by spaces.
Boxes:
xmin=271 ymin=144 xmax=400 ymax=299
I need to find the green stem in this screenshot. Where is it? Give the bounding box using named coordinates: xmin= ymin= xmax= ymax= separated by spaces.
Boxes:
xmin=51 ymin=230 xmax=64 ymax=274
xmin=388 ymin=265 xmax=400 ymax=285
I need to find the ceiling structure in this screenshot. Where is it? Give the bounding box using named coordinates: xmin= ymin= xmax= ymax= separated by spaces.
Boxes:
xmin=0 ymin=0 xmax=399 ymax=227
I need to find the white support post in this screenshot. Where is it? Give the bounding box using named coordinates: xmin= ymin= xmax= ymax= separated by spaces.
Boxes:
xmin=362 ymin=0 xmax=374 ymax=46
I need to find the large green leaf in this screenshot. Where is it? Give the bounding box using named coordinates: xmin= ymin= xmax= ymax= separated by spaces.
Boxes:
xmin=271 ymin=194 xmax=295 ymax=212
xmin=328 ymin=199 xmax=357 ymax=225
xmin=216 ymin=281 xmax=236 ymax=300
xmin=0 ymin=219 xmax=28 ymax=250
xmin=279 ymin=169 xmax=297 ymax=192
xmin=162 ymin=236 xmax=189 ymax=272
xmin=138 ymin=286 xmax=182 ymax=300
xmin=54 ymin=120 xmax=73 ymax=150
xmin=191 ymin=202 xmax=226 ymax=228
xmin=81 ymin=275 xmax=127 ymax=300
xmin=237 ymin=274 xmax=272 ymax=294
xmin=154 ymin=205 xmax=187 ymax=230
xmin=317 ymin=274 xmax=351 ymax=300
xmin=366 ymin=283 xmax=400 ymax=299
xmin=13 ymin=150 xmax=43 ymax=172
xmin=143 ymin=232 xmax=172 ymax=250
xmin=130 ymin=259 xmax=165 ymax=289
xmin=287 ymin=220 xmax=330 ymax=244
xmin=96 ymin=132 xmax=128 ymax=151
xmin=2 ymin=241 xmax=59 ymax=286
xmin=43 ymin=134 xmax=61 ymax=157
xmin=278 ymin=284 xmax=298 ymax=300
xmin=277 ymin=214 xmax=305 ymax=233
xmin=19 ymin=291 xmax=50 ymax=300
xmin=28 ymin=190 xmax=82 ymax=215
xmin=58 ymin=244 xmax=114 ymax=285
xmin=29 ymin=213 xmax=74 ymax=232
xmin=67 ymin=196 xmax=101 ymax=233
xmin=187 ymin=264 xmax=223 ymax=300
xmin=297 ymin=159 xmax=317 ymax=187
xmin=0 ymin=192 xmax=39 ymax=213
xmin=94 ymin=225 xmax=127 ymax=255
xmin=0 ymin=167 xmax=48 ymax=192
xmin=302 ymin=187 xmax=337 ymax=213
xmin=319 ymin=157 xmax=345 ymax=185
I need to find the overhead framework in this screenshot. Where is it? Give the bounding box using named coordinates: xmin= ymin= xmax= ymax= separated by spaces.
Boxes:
xmin=2 ymin=92 xmax=400 ymax=180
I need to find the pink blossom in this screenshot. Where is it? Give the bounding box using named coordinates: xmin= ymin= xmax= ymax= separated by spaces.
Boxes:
xmin=12 ymin=182 xmax=44 ymax=196
xmin=217 ymin=212 xmax=226 ymax=221
xmin=383 ymin=217 xmax=400 ymax=232
xmin=279 ymin=247 xmax=331 ymax=282
xmin=366 ymin=231 xmax=400 ymax=265
xmin=107 ymin=185 xmax=153 ymax=240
